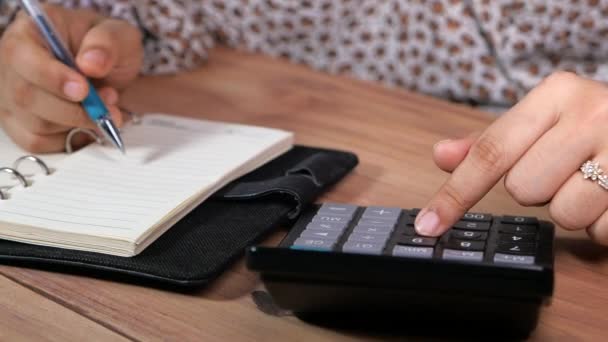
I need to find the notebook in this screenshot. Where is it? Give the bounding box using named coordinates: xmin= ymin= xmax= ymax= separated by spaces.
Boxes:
xmin=0 ymin=114 xmax=293 ymax=257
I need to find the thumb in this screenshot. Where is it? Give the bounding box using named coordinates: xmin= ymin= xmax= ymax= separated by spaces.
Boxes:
xmin=76 ymin=19 xmax=143 ymax=88
xmin=433 ymin=132 xmax=481 ymax=172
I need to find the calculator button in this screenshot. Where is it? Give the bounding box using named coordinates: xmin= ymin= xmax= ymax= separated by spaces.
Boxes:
xmin=318 ymin=203 xmax=358 ymax=217
xmin=408 ymin=208 xmax=422 ymax=216
xmin=342 ymin=242 xmax=385 ymax=255
xmin=291 ymin=238 xmax=336 ymax=251
xmin=393 ymin=246 xmax=434 ymax=259
xmin=362 ymin=207 xmax=402 ymax=220
xmin=496 ymin=243 xmax=536 ymax=255
xmin=498 ymin=224 xmax=537 ymax=235
xmin=498 ymin=234 xmax=536 ymax=244
xmin=451 ymin=230 xmax=487 ymax=240
xmin=494 ymin=253 xmax=536 ymax=265
xmin=348 ymin=233 xmax=390 ymax=244
xmin=453 ymin=221 xmax=490 ymax=231
xmin=461 ymin=212 xmax=492 ymax=222
xmin=442 ymin=249 xmax=484 ymax=262
xmin=306 ymin=222 xmax=348 ymax=232
xmin=353 ymin=225 xmax=394 ymax=234
xmin=401 ymin=225 xmax=417 ymax=236
xmin=397 ymin=236 xmax=437 ymax=247
xmin=358 ymin=217 xmax=398 ymax=226
xmin=501 ymin=215 xmax=538 ymax=225
xmin=300 ymin=230 xmax=343 ymax=239
xmin=312 ymin=214 xmax=351 ymax=224
xmin=446 ymin=240 xmax=485 ymax=251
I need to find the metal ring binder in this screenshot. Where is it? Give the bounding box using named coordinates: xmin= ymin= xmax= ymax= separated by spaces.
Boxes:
xmin=13 ymin=155 xmax=51 ymax=175
xmin=65 ymin=127 xmax=103 ymax=154
xmin=0 ymin=167 xmax=28 ymax=200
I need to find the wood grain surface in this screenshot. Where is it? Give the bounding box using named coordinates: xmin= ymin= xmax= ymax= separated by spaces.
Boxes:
xmin=0 ymin=48 xmax=606 ymax=341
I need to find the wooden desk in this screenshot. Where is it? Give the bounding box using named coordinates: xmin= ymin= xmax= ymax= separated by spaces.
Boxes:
xmin=1 ymin=48 xmax=607 ymax=341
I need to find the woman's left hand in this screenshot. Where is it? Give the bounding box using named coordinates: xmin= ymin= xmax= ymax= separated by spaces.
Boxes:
xmin=415 ymin=71 xmax=608 ymax=245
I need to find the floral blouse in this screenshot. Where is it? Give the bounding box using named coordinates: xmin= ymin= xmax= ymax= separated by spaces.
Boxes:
xmin=1 ymin=0 xmax=607 ymax=106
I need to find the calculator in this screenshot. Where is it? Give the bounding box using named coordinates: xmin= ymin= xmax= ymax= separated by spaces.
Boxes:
xmin=246 ymin=203 xmax=555 ymax=337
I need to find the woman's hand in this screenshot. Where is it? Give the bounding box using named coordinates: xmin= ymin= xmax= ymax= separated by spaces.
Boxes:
xmin=415 ymin=71 xmax=608 ymax=245
xmin=0 ymin=4 xmax=143 ymax=153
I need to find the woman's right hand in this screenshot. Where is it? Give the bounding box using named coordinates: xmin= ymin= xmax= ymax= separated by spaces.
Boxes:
xmin=0 ymin=4 xmax=144 ymax=153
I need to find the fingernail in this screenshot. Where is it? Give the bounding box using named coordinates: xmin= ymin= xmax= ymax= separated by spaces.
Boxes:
xmin=82 ymin=49 xmax=107 ymax=67
xmin=415 ymin=209 xmax=440 ymax=236
xmin=63 ymin=81 xmax=86 ymax=100
xmin=433 ymin=139 xmax=452 ymax=150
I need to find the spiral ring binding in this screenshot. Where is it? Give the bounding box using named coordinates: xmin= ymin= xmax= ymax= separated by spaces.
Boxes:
xmin=13 ymin=155 xmax=51 ymax=175
xmin=65 ymin=127 xmax=103 ymax=154
xmin=0 ymin=167 xmax=29 ymax=200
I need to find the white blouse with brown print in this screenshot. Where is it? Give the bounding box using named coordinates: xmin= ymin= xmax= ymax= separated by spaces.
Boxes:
xmin=2 ymin=0 xmax=607 ymax=106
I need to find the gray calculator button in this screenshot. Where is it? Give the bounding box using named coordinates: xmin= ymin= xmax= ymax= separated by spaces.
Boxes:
xmin=442 ymin=249 xmax=484 ymax=262
xmin=362 ymin=207 xmax=402 ymax=220
xmin=312 ymin=214 xmax=351 ymax=224
xmin=392 ymin=246 xmax=434 ymax=259
xmin=494 ymin=253 xmax=535 ymax=265
xmin=348 ymin=232 xmax=390 ymax=244
xmin=358 ymin=217 xmax=397 ymax=227
xmin=318 ymin=203 xmax=358 ymax=217
xmin=353 ymin=225 xmax=394 ymax=234
xmin=306 ymin=222 xmax=348 ymax=231
xmin=301 ymin=229 xmax=342 ymax=239
xmin=292 ymin=238 xmax=336 ymax=251
xmin=342 ymin=242 xmax=385 ymax=255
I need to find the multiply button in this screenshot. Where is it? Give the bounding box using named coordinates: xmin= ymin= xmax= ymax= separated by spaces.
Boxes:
xmin=306 ymin=222 xmax=348 ymax=232
xmin=353 ymin=225 xmax=393 ymax=234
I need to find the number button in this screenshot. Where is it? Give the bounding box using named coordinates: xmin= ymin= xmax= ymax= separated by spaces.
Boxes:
xmin=397 ymin=236 xmax=437 ymax=247
xmin=447 ymin=240 xmax=485 ymax=251
xmin=453 ymin=221 xmax=491 ymax=231
xmin=496 ymin=243 xmax=535 ymax=255
xmin=451 ymin=230 xmax=487 ymax=240
xmin=498 ymin=234 xmax=536 ymax=244
xmin=498 ymin=224 xmax=537 ymax=235
xmin=501 ymin=215 xmax=538 ymax=225
xmin=461 ymin=212 xmax=491 ymax=222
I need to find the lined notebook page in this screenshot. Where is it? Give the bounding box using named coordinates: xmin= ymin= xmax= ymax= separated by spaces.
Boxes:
xmin=0 ymin=114 xmax=293 ymax=255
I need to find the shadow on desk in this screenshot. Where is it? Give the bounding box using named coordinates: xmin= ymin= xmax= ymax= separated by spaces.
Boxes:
xmin=555 ymin=237 xmax=608 ymax=264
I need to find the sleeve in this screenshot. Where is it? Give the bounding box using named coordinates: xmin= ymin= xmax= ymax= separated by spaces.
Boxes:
xmin=0 ymin=1 xmax=20 ymax=35
xmin=1 ymin=0 xmax=218 ymax=75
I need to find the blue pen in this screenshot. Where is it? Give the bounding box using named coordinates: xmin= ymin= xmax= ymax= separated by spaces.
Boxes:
xmin=19 ymin=0 xmax=125 ymax=153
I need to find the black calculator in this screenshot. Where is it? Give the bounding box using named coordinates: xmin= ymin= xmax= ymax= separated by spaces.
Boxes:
xmin=247 ymin=203 xmax=555 ymax=337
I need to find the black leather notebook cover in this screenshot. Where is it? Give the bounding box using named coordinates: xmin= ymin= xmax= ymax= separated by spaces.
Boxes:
xmin=0 ymin=146 xmax=358 ymax=289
